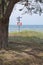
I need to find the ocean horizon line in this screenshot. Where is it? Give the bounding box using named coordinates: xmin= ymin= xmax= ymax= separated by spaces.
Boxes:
xmin=10 ymin=24 xmax=43 ymax=25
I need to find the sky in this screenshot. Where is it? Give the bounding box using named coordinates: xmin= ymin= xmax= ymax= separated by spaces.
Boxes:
xmin=9 ymin=3 xmax=43 ymax=25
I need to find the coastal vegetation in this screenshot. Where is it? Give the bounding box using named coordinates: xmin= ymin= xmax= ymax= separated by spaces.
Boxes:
xmin=9 ymin=30 xmax=43 ymax=43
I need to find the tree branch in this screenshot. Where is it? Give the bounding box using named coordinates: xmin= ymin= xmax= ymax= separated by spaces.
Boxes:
xmin=4 ymin=0 xmax=20 ymax=19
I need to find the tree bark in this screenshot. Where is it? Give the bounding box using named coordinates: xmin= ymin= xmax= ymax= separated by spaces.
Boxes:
xmin=0 ymin=0 xmax=20 ymax=49
xmin=0 ymin=18 xmax=9 ymax=49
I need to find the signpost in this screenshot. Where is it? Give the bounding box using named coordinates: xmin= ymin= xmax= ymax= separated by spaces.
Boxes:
xmin=17 ymin=16 xmax=22 ymax=32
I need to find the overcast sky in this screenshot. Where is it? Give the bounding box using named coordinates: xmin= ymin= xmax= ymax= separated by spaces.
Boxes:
xmin=9 ymin=3 xmax=43 ymax=25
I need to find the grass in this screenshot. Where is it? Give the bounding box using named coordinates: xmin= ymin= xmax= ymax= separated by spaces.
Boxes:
xmin=0 ymin=49 xmax=43 ymax=65
xmin=8 ymin=31 xmax=43 ymax=47
xmin=0 ymin=30 xmax=43 ymax=65
xmin=9 ymin=30 xmax=43 ymax=38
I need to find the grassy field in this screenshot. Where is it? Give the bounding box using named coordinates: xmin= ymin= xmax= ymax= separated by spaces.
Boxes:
xmin=8 ymin=31 xmax=43 ymax=48
xmin=8 ymin=30 xmax=43 ymax=51
xmin=9 ymin=30 xmax=43 ymax=39
xmin=0 ymin=31 xmax=43 ymax=65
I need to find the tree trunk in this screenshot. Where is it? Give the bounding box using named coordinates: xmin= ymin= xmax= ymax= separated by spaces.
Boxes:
xmin=0 ymin=18 xmax=9 ymax=49
xmin=0 ymin=0 xmax=20 ymax=49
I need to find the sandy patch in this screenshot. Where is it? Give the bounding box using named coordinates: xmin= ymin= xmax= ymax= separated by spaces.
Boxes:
xmin=37 ymin=52 xmax=43 ymax=56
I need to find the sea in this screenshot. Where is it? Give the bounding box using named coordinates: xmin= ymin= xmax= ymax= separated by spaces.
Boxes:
xmin=8 ymin=25 xmax=43 ymax=32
